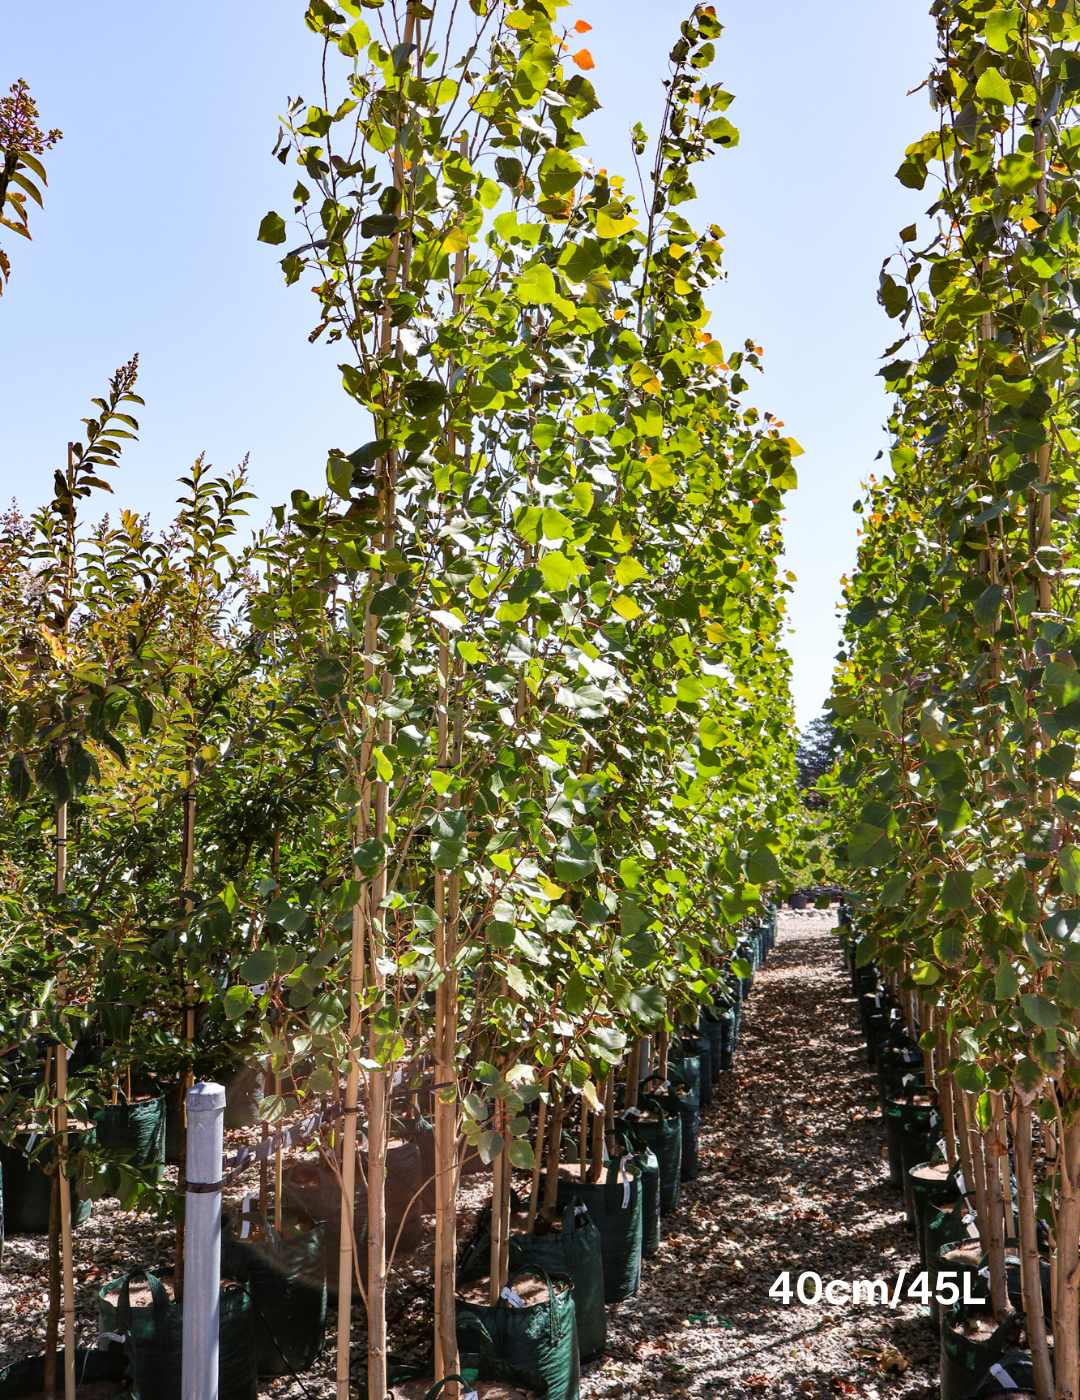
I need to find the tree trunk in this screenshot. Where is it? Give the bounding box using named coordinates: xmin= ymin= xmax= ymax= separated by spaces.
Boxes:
xmin=489 ymin=1111 xmax=505 ymax=1305
xmin=44 ymin=1169 xmax=60 ymax=1400
xmin=625 ymin=1040 xmax=641 ymax=1111
xmin=1055 ymin=1107 xmax=1080 ymax=1400
xmin=983 ymin=1093 xmax=1008 ymax=1320
xmin=335 ymin=835 xmax=365 ymax=1400
xmin=525 ymin=1097 xmax=547 ymax=1235
xmin=936 ymin=1016 xmax=958 ymax=1169
xmin=579 ymin=1105 xmax=589 ymax=1182
xmin=961 ymin=1088 xmax=991 ymax=1253
xmin=588 ymin=1095 xmax=605 ymax=1184
xmin=1015 ymin=1099 xmax=1053 ymax=1400
xmin=539 ymin=1092 xmax=563 ymax=1227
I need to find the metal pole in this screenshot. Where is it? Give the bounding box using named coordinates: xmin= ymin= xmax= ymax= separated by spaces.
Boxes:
xmin=182 ymin=1082 xmax=224 ymax=1400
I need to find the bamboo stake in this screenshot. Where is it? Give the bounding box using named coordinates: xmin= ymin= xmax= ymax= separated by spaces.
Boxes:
xmin=52 ymin=791 xmax=75 ymax=1400
xmin=579 ymin=1106 xmax=588 ymax=1181
xmin=497 ymin=1120 xmax=512 ymax=1291
xmin=658 ymin=1030 xmax=669 ymax=1081
xmin=1015 ymin=1098 xmax=1053 ymax=1400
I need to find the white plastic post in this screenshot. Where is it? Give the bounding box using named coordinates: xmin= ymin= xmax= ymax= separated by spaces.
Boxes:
xmin=182 ymin=1082 xmax=225 ymax=1400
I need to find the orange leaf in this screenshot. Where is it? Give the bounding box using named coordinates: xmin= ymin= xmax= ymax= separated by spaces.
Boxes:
xmin=572 ymin=48 xmax=595 ymax=70
xmin=574 ymin=19 xmax=592 ymax=32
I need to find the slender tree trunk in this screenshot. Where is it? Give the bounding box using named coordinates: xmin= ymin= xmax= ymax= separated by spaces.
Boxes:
xmin=658 ymin=1030 xmax=669 ymax=1081
xmin=539 ymin=1091 xmax=563 ymax=1226
xmin=983 ymin=1092 xmax=1008 ymax=1319
xmin=603 ymin=1072 xmax=615 ymax=1159
xmin=175 ymin=768 xmax=197 ymax=1302
xmin=497 ymin=1126 xmax=512 ymax=1290
xmin=588 ymin=1097 xmax=605 ymax=1184
xmin=525 ymin=1096 xmax=547 ymax=1235
xmin=335 ymin=818 xmax=366 ymax=1400
xmin=1054 ymin=1107 xmax=1080 ymax=1400
xmin=45 ymin=1169 xmax=60 ymax=1400
xmin=489 ymin=1106 xmax=505 ymax=1305
xmin=1015 ymin=1100 xmax=1053 ymax=1400
xmin=936 ymin=1015 xmax=958 ymax=1169
xmin=579 ymin=1106 xmax=588 ymax=1181
xmin=960 ymin=1087 xmax=991 ymax=1253
xmin=625 ymin=1040 xmax=641 ymax=1111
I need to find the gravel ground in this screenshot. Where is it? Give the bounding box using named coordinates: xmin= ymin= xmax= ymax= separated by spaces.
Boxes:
xmin=580 ymin=909 xmax=939 ymax=1400
xmin=1 ymin=910 xmax=940 ymax=1400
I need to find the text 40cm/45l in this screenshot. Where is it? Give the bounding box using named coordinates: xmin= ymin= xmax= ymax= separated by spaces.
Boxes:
xmin=769 ymin=1270 xmax=986 ymax=1308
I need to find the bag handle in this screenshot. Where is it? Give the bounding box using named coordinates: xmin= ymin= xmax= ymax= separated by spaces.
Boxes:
xmin=504 ymin=1263 xmax=567 ymax=1346
xmin=420 ymin=1376 xmax=471 ymax=1400
xmin=116 ymin=1269 xmax=171 ymax=1332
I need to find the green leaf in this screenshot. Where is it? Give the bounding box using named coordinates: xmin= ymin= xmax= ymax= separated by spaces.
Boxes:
xmin=973 ymin=584 xmax=1005 ymax=628
xmin=507 ymin=1139 xmax=536 ymax=1170
xmin=994 ymin=961 xmax=1020 ymax=1001
xmin=846 ymin=823 xmax=894 ymax=867
xmin=516 ymin=263 xmax=557 ymax=305
xmin=565 ymin=972 xmax=588 ymax=1017
xmin=1057 ymin=964 xmax=1080 ymax=1009
xmin=7 ymin=752 xmax=32 ymax=802
xmin=975 ymin=1091 xmax=992 ymax=1132
xmin=1021 ymin=993 xmax=1060 ymax=1030
xmin=940 ymin=870 xmax=973 ymax=910
xmin=937 ymin=798 xmax=972 ymax=835
xmin=731 ymin=958 xmax=752 ymax=978
xmin=258 ymin=211 xmax=287 ymax=244
xmin=997 ymin=151 xmax=1040 ymax=194
xmin=910 ymin=960 xmax=940 ymax=986
xmin=975 ymin=67 xmax=1013 ymax=104
xmin=240 ymin=949 xmax=278 ymax=985
xmin=538 ymin=148 xmax=583 ymax=196
xmin=934 ymin=927 xmax=965 ymax=966
xmin=224 ymin=986 xmax=254 ymax=1020
xmin=1059 ymin=844 xmax=1080 ymax=895
xmin=628 ymin=985 xmax=667 ymax=1024
xmin=538 ymin=549 xmax=586 ymax=593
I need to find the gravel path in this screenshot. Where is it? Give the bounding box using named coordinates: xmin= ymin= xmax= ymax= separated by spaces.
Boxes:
xmin=581 ymin=909 xmax=939 ymax=1400
xmin=2 ymin=911 xmax=941 ymax=1400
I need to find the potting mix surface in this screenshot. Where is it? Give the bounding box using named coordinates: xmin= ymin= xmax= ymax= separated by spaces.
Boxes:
xmin=0 ymin=910 xmax=941 ymax=1400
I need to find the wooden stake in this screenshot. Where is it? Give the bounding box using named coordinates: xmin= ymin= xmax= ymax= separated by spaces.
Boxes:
xmin=983 ymin=1093 xmax=1008 ymax=1319
xmin=335 ymin=815 xmax=365 ymax=1400
xmin=579 ymin=1105 xmax=588 ymax=1182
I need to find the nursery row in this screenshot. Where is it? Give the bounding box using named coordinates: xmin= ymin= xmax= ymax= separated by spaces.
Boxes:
xmin=0 ymin=915 xmax=776 ymax=1400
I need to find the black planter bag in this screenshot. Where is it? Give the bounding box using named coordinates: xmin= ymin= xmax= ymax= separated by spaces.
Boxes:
xmin=93 ymin=1092 xmax=166 ymax=1182
xmin=543 ymin=1157 xmax=643 ymax=1303
xmin=223 ymin=1207 xmax=327 ymax=1375
xmin=398 ymin=1103 xmax=437 ymax=1213
xmin=718 ymin=1009 xmax=736 ymax=1072
xmin=701 ymin=1015 xmax=723 ymax=1085
xmin=676 ymin=1037 xmax=711 ymax=1109
xmin=0 ymin=1350 xmax=130 ymax=1400
xmin=456 ymin=1265 xmax=579 ymax=1400
xmin=623 ymin=1095 xmax=681 ymax=1215
xmin=457 ymin=1197 xmax=607 ymax=1363
xmin=0 ymin=1133 xmax=92 ymax=1234
xmin=939 ymin=1301 xmax=1022 ymax=1400
xmin=98 ymin=1269 xmax=258 ymax=1400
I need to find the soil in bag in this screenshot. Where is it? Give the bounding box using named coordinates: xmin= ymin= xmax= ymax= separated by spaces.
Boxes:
xmin=939 ymin=1302 xmax=1024 ymax=1400
xmin=456 ymin=1266 xmax=579 ymax=1400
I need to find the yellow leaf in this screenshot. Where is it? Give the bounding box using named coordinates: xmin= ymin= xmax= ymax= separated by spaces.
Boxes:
xmin=442 ymin=226 xmax=469 ymax=252
xmin=505 ymin=9 xmax=533 ymax=27
xmin=784 ymin=437 xmax=804 ymax=457
xmin=613 ymin=555 xmax=647 ymax=586
xmin=612 ymin=594 xmax=642 ymax=620
xmin=581 ymin=1079 xmax=603 ymax=1113
xmin=646 ymin=455 xmax=677 ymax=489
xmin=540 ymin=877 xmax=565 ymax=899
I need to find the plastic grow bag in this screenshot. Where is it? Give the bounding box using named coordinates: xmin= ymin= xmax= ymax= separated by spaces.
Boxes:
xmin=455 ymin=1265 xmax=579 ymax=1400
xmin=222 ymin=1208 xmax=327 ymax=1375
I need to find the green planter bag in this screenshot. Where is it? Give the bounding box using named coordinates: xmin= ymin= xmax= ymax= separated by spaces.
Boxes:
xmin=883 ymin=1093 xmax=937 ymax=1188
xmin=544 ymin=1158 xmax=643 ymax=1303
xmin=939 ymin=1301 xmax=1022 ymax=1400
xmin=613 ymin=1122 xmax=659 ymax=1258
xmin=222 ymin=1208 xmax=327 ymax=1375
xmin=0 ymin=1349 xmax=130 ymax=1400
xmin=624 ymin=1096 xmax=681 ymax=1215
xmin=456 ymin=1265 xmax=579 ymax=1400
xmin=0 ymin=1133 xmax=92 ymax=1234
xmin=457 ymin=1197 xmax=606 ymax=1362
xmin=98 ymin=1269 xmax=258 ymax=1400
xmin=93 ymin=1092 xmax=166 ymax=1182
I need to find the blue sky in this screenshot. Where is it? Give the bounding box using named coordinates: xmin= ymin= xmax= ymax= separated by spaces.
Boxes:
xmin=0 ymin=0 xmax=936 ymax=726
